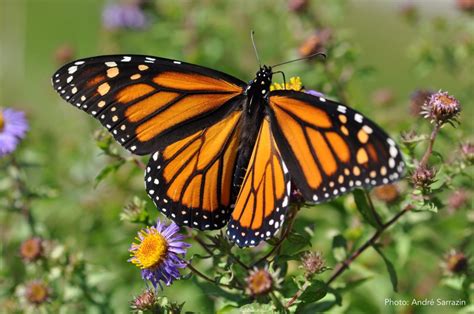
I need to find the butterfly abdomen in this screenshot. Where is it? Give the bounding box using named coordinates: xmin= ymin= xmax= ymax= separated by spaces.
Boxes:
xmin=232 ymin=67 xmax=272 ymax=200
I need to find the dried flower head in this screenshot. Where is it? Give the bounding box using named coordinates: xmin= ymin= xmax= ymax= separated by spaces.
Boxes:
xmin=410 ymin=89 xmax=433 ymax=116
xmin=20 ymin=237 xmax=44 ymax=263
xmin=246 ymin=266 xmax=282 ymax=297
xmin=129 ymin=219 xmax=190 ymax=288
xmin=373 ymin=184 xmax=400 ymax=204
xmin=411 ymin=165 xmax=436 ymax=190
xmin=421 ymin=91 xmax=461 ymax=125
xmin=443 ymin=250 xmax=469 ymax=275
xmin=457 ymin=0 xmax=474 ymax=12
xmin=301 ymin=251 xmax=326 ymax=278
xmin=298 ymin=29 xmax=332 ymax=58
xmin=130 ymin=289 xmax=157 ymax=312
xmin=24 ymin=281 xmax=50 ymax=305
xmin=0 ymin=107 xmax=28 ymax=157
xmin=288 ymin=0 xmax=309 ymax=12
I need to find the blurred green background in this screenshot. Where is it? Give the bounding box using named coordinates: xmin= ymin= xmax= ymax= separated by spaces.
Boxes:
xmin=1 ymin=0 xmax=472 ymax=313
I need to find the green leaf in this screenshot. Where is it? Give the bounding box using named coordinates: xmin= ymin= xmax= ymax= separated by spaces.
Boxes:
xmin=280 ymin=232 xmax=312 ymax=256
xmin=331 ymin=234 xmax=347 ymax=262
xmin=353 ymin=189 xmax=382 ymax=229
xmin=373 ymin=246 xmax=398 ymax=292
xmin=338 ymin=276 xmax=372 ymax=292
xmin=299 ymin=280 xmax=328 ymax=304
xmin=94 ymin=160 xmax=125 ymax=187
xmin=239 ymin=302 xmax=275 ymax=313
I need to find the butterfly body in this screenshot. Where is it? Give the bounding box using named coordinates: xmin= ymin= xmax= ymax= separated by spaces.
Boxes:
xmin=52 ymin=54 xmax=404 ymax=247
xmin=234 ymin=66 xmax=273 ymax=197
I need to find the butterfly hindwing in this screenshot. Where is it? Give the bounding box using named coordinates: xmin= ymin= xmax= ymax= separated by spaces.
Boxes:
xmin=268 ymin=90 xmax=404 ymax=203
xmin=227 ymin=118 xmax=291 ymax=247
xmin=52 ymin=55 xmax=246 ymax=155
xmin=145 ymin=110 xmax=243 ymax=230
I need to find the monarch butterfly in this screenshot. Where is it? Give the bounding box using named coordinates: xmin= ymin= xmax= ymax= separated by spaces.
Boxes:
xmin=52 ymin=53 xmax=404 ymax=247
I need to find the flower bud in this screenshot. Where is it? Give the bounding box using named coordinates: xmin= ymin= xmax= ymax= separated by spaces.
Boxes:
xmin=411 ymin=165 xmax=436 ymax=189
xmin=460 ymin=142 xmax=474 ymax=163
xmin=130 ymin=290 xmax=157 ymax=312
xmin=301 ymin=251 xmax=326 ymax=278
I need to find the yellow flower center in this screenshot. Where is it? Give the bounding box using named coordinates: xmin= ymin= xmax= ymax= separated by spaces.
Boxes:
xmin=131 ymin=229 xmax=168 ymax=269
xmin=0 ymin=110 xmax=4 ymax=131
xmin=25 ymin=282 xmax=49 ymax=304
xmin=248 ymin=269 xmax=273 ymax=295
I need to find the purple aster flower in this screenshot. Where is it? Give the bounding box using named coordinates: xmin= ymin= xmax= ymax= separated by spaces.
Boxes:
xmin=305 ymin=89 xmax=325 ymax=98
xmin=129 ymin=220 xmax=190 ymax=289
xmin=0 ymin=108 xmax=28 ymax=157
xmin=102 ymin=3 xmax=147 ymax=30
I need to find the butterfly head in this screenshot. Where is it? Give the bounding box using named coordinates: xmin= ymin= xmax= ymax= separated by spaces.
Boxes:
xmin=246 ymin=65 xmax=272 ymax=98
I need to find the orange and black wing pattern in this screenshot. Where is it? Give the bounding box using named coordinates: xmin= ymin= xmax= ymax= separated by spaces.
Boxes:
xmin=145 ymin=111 xmax=242 ymax=230
xmin=227 ymin=118 xmax=291 ymax=247
xmin=268 ymin=90 xmax=404 ymax=203
xmin=52 ymin=55 xmax=245 ymax=155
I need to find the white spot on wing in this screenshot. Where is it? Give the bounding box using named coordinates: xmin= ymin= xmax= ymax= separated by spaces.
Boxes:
xmin=354 ymin=113 xmax=363 ymax=123
xmin=68 ymin=66 xmax=77 ymax=74
xmin=337 ymin=105 xmax=347 ymax=113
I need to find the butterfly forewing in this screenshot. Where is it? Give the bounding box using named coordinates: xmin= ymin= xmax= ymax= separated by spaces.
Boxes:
xmin=52 ymin=55 xmax=246 ymax=155
xmin=268 ymin=90 xmax=404 ymax=203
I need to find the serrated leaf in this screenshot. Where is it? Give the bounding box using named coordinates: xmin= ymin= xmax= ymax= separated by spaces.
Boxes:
xmin=373 ymin=246 xmax=398 ymax=292
xmin=353 ymin=189 xmax=382 ymax=229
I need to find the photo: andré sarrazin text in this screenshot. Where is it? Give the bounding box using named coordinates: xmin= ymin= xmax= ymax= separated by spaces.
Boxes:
xmin=385 ymin=298 xmax=467 ymax=307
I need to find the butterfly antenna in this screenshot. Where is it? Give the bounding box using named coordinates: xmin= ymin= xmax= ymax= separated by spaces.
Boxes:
xmin=271 ymin=51 xmax=327 ymax=69
xmin=251 ymin=30 xmax=262 ymax=67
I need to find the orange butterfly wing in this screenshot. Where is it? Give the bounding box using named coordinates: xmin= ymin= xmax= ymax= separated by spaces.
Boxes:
xmin=268 ymin=90 xmax=404 ymax=202
xmin=227 ymin=118 xmax=291 ymax=247
xmin=52 ymin=55 xmax=245 ymax=155
xmin=145 ymin=110 xmax=242 ymax=230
